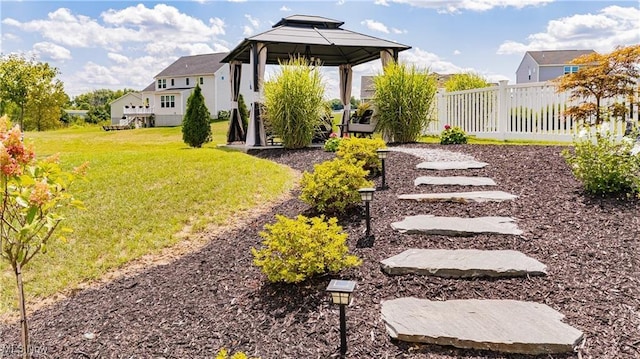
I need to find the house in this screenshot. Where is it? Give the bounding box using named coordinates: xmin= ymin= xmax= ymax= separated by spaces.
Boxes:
xmin=359 ymin=73 xmax=457 ymax=101
xmin=110 ymin=52 xmax=252 ymax=127
xmin=516 ymin=49 xmax=596 ymax=84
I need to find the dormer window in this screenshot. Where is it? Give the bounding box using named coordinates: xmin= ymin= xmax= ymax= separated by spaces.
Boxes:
xmin=186 ymin=78 xmax=190 ymax=86
xmin=157 ymin=79 xmax=166 ymax=89
xmin=171 ymin=79 xmax=175 ymax=86
xmin=563 ymin=66 xmax=579 ymax=74
xmin=199 ymin=77 xmax=204 ymax=85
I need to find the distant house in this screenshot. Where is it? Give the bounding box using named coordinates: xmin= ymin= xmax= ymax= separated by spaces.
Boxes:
xmin=516 ymin=50 xmax=596 ymax=84
xmin=110 ymin=52 xmax=252 ymax=127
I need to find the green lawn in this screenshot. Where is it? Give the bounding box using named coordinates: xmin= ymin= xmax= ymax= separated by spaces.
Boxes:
xmin=0 ymin=122 xmax=297 ymax=315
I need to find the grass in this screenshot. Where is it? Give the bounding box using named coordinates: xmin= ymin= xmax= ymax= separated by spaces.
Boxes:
xmin=0 ymin=122 xmax=297 ymax=315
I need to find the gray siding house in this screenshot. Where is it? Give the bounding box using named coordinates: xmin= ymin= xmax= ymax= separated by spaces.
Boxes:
xmin=516 ymin=50 xmax=595 ymax=84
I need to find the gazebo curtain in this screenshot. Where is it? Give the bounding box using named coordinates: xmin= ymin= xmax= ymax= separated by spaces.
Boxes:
xmin=247 ymin=42 xmax=267 ymax=146
xmin=227 ymin=61 xmax=245 ymax=143
xmin=339 ymin=64 xmax=353 ymax=134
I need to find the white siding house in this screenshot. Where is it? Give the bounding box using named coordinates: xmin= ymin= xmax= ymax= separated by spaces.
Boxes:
xmin=516 ymin=50 xmax=595 ymax=84
xmin=110 ymin=52 xmax=252 ymax=127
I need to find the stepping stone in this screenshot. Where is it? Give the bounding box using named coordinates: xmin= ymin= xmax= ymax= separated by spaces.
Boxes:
xmin=398 ymin=190 xmax=517 ymax=203
xmin=414 ymin=176 xmax=496 ymax=186
xmin=380 ymin=249 xmax=546 ymax=278
xmin=391 ymin=215 xmax=523 ymax=236
xmin=417 ymin=160 xmax=488 ymax=170
xmin=381 ymin=298 xmax=583 ymax=354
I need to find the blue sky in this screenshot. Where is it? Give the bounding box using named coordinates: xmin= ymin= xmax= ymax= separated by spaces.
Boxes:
xmin=1 ymin=0 xmax=638 ymax=99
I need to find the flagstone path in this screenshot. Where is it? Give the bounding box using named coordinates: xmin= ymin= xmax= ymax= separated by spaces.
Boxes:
xmin=416 ymin=160 xmax=488 ymax=170
xmin=382 ymin=298 xmax=584 ymax=355
xmin=391 ymin=215 xmax=523 ymax=236
xmin=380 ymin=148 xmax=583 ymax=355
xmin=398 ymin=190 xmax=517 ymax=203
xmin=414 ymin=176 xmax=497 ymax=186
xmin=380 ymin=249 xmax=547 ymax=278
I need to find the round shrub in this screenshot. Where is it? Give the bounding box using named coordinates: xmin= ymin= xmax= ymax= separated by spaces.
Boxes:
xmin=440 ymin=125 xmax=468 ymax=145
xmin=336 ymin=137 xmax=387 ymax=175
xmin=563 ymin=126 xmax=640 ymax=197
xmin=252 ymin=214 xmax=361 ymax=283
xmin=323 ymin=133 xmax=341 ymax=152
xmin=300 ymin=158 xmax=374 ymax=214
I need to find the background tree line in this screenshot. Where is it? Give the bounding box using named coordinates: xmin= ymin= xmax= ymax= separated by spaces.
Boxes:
xmin=0 ymin=54 xmax=135 ymax=131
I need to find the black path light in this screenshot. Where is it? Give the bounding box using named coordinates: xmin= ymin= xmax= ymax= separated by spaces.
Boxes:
xmin=376 ymin=148 xmax=390 ymax=190
xmin=357 ymin=187 xmax=375 ymax=248
xmin=326 ymin=279 xmax=357 ymax=358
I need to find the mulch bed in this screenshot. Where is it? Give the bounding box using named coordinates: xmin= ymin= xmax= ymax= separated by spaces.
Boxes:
xmin=1 ymin=144 xmax=638 ymax=359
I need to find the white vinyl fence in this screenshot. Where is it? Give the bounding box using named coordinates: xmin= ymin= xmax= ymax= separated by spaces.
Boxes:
xmin=429 ymin=80 xmax=639 ymax=142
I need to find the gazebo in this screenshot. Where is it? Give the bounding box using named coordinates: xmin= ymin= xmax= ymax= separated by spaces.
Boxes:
xmin=221 ymin=15 xmax=411 ymax=146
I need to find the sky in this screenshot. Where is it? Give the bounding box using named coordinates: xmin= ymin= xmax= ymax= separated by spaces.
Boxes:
xmin=0 ymin=0 xmax=638 ymax=100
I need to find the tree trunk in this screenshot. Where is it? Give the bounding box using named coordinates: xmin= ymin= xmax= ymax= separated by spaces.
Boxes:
xmin=15 ymin=262 xmax=30 ymax=359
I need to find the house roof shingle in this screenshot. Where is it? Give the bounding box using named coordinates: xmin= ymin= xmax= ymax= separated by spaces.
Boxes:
xmin=527 ymin=50 xmax=596 ymax=65
xmin=155 ymin=52 xmax=228 ymax=78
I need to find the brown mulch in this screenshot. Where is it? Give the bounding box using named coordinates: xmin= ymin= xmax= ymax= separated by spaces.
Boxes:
xmin=0 ymin=144 xmax=638 ymax=359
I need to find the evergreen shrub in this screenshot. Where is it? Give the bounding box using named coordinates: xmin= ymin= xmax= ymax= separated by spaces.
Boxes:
xmin=252 ymin=214 xmax=361 ymax=283
xmin=336 ymin=137 xmax=386 ymax=175
xmin=182 ymin=85 xmax=212 ymax=148
xmin=300 ymin=158 xmax=374 ymax=214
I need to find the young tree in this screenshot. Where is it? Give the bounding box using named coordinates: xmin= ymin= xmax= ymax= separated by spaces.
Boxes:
xmin=444 ymin=72 xmax=490 ymax=92
xmin=24 ymin=75 xmax=69 ymax=131
xmin=0 ymin=116 xmax=86 ymax=359
xmin=238 ymin=93 xmax=249 ymax=134
xmin=554 ymin=44 xmax=640 ymax=126
xmin=182 ymin=84 xmax=212 ymax=148
xmin=0 ymin=55 xmax=65 ymax=130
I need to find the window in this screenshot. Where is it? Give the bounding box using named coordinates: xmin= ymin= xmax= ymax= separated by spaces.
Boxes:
xmin=157 ymin=79 xmax=166 ymax=89
xmin=160 ymin=95 xmax=175 ymax=108
xmin=186 ymin=78 xmax=190 ymax=86
xmin=199 ymin=77 xmax=204 ymax=85
xmin=171 ymin=79 xmax=175 ymax=86
xmin=563 ymin=66 xmax=579 ymax=74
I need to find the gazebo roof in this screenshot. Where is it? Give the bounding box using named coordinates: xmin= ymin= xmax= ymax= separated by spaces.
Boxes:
xmin=221 ymin=15 xmax=410 ymax=66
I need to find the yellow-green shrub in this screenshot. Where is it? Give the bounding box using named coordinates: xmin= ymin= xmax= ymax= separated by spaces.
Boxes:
xmin=336 ymin=137 xmax=386 ymax=175
xmin=300 ymin=158 xmax=374 ymax=214
xmin=215 ymin=348 xmax=259 ymax=359
xmin=252 ymin=215 xmax=361 ymax=283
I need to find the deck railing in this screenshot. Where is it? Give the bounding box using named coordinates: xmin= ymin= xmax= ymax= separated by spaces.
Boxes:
xmin=429 ymin=81 xmax=638 ymax=142
xmin=123 ymin=106 xmax=154 ymax=116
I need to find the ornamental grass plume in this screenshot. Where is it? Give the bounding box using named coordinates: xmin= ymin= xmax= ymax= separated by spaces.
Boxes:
xmin=0 ymin=115 xmax=87 ymax=359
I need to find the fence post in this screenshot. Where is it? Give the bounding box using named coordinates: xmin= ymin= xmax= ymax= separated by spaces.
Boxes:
xmin=496 ymin=80 xmax=509 ymax=140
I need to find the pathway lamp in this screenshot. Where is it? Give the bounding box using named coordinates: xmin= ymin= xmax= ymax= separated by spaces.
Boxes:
xmin=377 ymin=149 xmax=390 ymax=190
xmin=357 ymin=187 xmax=375 ymax=248
xmin=326 ymin=279 xmax=357 ymax=358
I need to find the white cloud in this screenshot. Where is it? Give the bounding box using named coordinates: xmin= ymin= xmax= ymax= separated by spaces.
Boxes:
xmin=107 ymin=53 xmax=129 ymax=64
xmin=243 ymin=25 xmax=254 ymax=37
xmin=497 ymin=5 xmax=640 ymax=54
xmin=3 ymin=8 xmax=134 ymax=51
xmin=33 ymin=41 xmax=72 ymax=61
xmin=391 ymin=27 xmax=406 ymax=34
xmin=374 ymin=0 xmax=390 ymax=6
xmin=381 ymin=0 xmax=552 ymax=13
xmin=244 ymin=14 xmax=259 ymax=28
xmin=361 ymin=19 xmax=389 ymax=34
xmin=453 ymin=50 xmax=461 ymax=55
xmin=280 ymin=6 xmax=291 ymax=12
